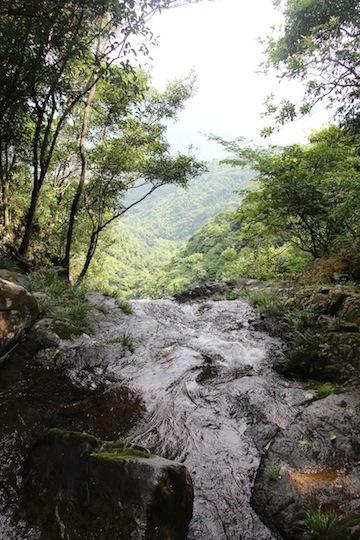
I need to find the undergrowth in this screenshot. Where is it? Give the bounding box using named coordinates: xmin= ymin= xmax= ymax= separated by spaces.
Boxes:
xmin=243 ymin=289 xmax=286 ymax=317
xmin=0 ymin=256 xmax=22 ymax=272
xmin=244 ymin=289 xmax=339 ymax=382
xmin=27 ymin=269 xmax=92 ymax=338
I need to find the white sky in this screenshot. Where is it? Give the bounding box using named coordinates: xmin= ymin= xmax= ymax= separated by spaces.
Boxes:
xmin=145 ymin=0 xmax=331 ymax=159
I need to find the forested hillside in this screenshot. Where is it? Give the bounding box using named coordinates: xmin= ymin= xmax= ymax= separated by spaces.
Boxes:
xmin=123 ymin=160 xmax=253 ymax=245
xmin=82 ymin=162 xmax=253 ymax=297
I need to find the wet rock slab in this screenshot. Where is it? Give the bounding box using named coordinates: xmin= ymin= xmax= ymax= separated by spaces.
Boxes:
xmin=251 ymin=393 xmax=360 ymax=539
xmin=18 ymin=429 xmax=194 ymax=540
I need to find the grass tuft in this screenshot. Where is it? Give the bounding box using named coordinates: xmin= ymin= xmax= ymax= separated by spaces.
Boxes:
xmin=0 ymin=256 xmax=22 ymax=272
xmin=116 ymin=300 xmax=133 ymax=314
xmin=267 ymin=461 xmax=281 ymax=481
xmin=305 ymin=506 xmax=339 ymax=538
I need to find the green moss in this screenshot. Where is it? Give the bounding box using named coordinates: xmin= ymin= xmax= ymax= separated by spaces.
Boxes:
xmin=90 ymin=441 xmax=153 ymax=461
xmin=91 ymin=450 xmax=153 ymax=461
xmin=48 ymin=428 xmax=100 ymax=445
xmin=47 ymin=430 xmax=152 ymax=460
xmin=311 ymin=382 xmax=335 ymax=399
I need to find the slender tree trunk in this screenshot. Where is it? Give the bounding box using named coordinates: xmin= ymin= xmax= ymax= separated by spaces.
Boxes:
xmin=77 ymin=229 xmax=99 ymax=282
xmin=63 ymin=80 xmax=97 ymax=280
xmin=77 ymin=185 xmax=161 ymax=281
xmin=3 ymin=179 xmax=9 ymax=229
xmin=0 ymin=143 xmax=15 ymax=231
xmin=19 ymin=178 xmax=42 ymax=255
xmin=18 ymin=99 xmax=45 ymax=256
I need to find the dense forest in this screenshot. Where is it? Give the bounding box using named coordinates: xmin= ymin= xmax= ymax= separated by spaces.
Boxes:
xmin=0 ymin=0 xmax=359 ymax=298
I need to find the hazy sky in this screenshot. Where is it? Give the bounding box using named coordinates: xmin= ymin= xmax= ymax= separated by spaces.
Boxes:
xmin=146 ymin=0 xmax=331 ymax=158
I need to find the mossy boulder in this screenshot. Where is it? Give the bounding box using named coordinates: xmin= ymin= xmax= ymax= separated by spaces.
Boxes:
xmin=18 ymin=429 xmax=194 ymax=540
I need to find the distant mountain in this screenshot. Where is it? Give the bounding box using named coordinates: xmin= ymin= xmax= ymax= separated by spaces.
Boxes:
xmin=139 ymin=211 xmax=246 ymax=298
xmin=123 ymin=160 xmax=254 ymax=252
xmin=87 ymin=160 xmax=254 ymax=297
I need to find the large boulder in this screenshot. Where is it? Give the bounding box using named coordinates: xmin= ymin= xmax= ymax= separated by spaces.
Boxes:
xmin=251 ymin=393 xmax=360 ymax=539
xmin=0 ymin=278 xmax=38 ymax=356
xmin=18 ymin=429 xmax=194 ymax=540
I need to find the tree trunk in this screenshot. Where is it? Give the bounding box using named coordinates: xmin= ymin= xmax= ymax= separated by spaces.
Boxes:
xmin=18 ymin=182 xmax=39 ymax=256
xmin=77 ymin=229 xmax=99 ymax=282
xmin=63 ymin=81 xmax=97 ymax=281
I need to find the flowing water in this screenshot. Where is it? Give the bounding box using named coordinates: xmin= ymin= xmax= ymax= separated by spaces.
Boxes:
xmin=0 ymin=294 xmax=314 ymax=539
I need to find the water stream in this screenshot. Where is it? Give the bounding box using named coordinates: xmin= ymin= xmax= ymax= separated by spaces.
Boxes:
xmin=0 ymin=295 xmax=314 ymax=539
xmin=77 ymin=295 xmax=311 ymax=540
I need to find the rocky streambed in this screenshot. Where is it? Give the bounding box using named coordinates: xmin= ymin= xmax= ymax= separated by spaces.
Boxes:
xmin=0 ymin=286 xmax=360 ymax=539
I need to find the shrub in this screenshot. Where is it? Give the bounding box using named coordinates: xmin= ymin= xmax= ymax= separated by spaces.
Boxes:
xmin=27 ymin=270 xmax=92 ymax=338
xmin=244 ymin=289 xmax=286 ymax=316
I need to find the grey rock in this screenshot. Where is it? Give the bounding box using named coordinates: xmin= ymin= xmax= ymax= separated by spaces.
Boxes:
xmin=18 ymin=429 xmax=194 ymax=540
xmin=251 ymin=393 xmax=360 ymax=539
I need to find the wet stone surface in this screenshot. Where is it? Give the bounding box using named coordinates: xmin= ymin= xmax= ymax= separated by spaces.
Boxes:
xmin=0 ymin=294 xmax=329 ymax=539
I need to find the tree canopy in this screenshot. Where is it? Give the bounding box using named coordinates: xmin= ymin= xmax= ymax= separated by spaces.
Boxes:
xmin=0 ymin=0 xmax=207 ymax=280
xmin=262 ymin=0 xmax=360 ymax=133
xmin=214 ymin=125 xmax=360 ymax=259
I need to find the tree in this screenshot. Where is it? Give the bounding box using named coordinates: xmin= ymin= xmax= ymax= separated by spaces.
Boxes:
xmin=0 ymin=0 xmax=206 ymax=256
xmin=29 ymin=67 xmax=205 ymax=281
xmin=213 ymin=126 xmax=360 ymax=258
xmin=262 ymin=0 xmax=360 ymax=134
xmin=73 ymin=70 xmax=205 ymax=280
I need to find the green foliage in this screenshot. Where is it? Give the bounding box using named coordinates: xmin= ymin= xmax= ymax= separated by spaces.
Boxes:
xmin=141 ymin=211 xmax=245 ymax=297
xmin=96 ymin=302 xmax=109 ymax=315
xmin=105 ymin=331 xmax=134 ymax=349
xmin=49 ymin=429 xmax=152 ymax=460
xmin=284 ymin=329 xmax=328 ymax=379
xmin=116 ymin=300 xmax=133 ymax=314
xmin=82 ymin=163 xmax=254 ymax=298
xmin=123 ymin=160 xmax=253 ymax=243
xmin=0 ymin=256 xmax=21 ymax=272
xmin=27 ymin=270 xmax=92 ymax=337
xmin=243 ymin=289 xmax=286 ymax=316
xmin=50 ymin=301 xmax=93 ymax=339
xmin=90 ymin=440 xmax=152 ymax=461
xmin=312 ymin=382 xmax=335 ymax=399
xmin=214 ymin=126 xmax=360 ymax=260
xmin=262 ymin=0 xmax=360 ymax=130
xmin=278 ymin=305 xmax=330 ymax=380
xmin=0 ymin=0 xmax=206 ymax=281
xmin=305 ymin=506 xmax=339 ymax=539
xmin=224 ymin=243 xmax=311 ymax=282
xmin=120 ymin=332 xmax=133 ymax=348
